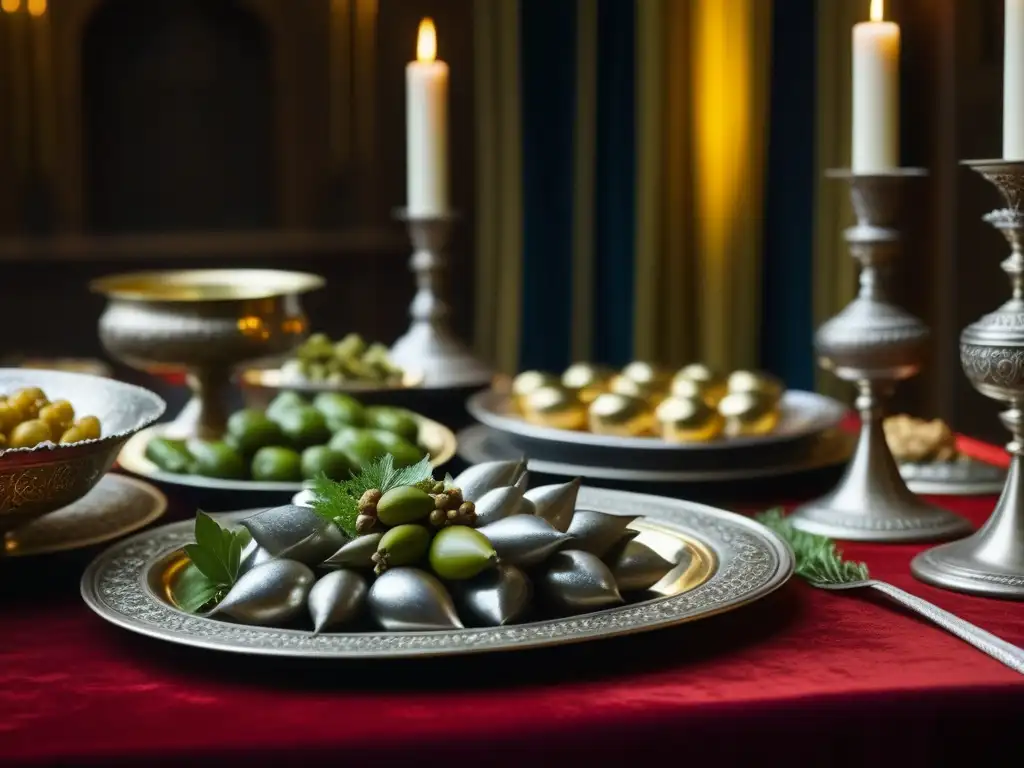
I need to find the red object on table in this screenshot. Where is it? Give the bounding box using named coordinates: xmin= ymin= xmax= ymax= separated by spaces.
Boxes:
xmin=2 ymin=432 xmax=1023 ymax=766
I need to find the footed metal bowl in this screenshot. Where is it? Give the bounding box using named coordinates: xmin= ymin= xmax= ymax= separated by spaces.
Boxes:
xmin=0 ymin=369 xmax=165 ymax=534
xmin=90 ymin=269 xmax=324 ymax=441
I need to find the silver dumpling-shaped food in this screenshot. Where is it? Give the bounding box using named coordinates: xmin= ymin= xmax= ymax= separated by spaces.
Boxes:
xmin=475 ymin=514 xmax=574 ymax=568
xmin=454 ymin=563 xmax=533 ymax=627
xmin=367 ymin=567 xmax=464 ymax=631
xmin=604 ymin=539 xmax=677 ymax=592
xmin=540 ymin=550 xmax=623 ymax=613
xmin=524 ymin=478 xmax=581 ymax=533
xmin=308 ymin=569 xmax=369 ymax=634
xmin=452 ymin=459 xmax=526 ymax=503
xmin=320 ymin=532 xmax=383 ymax=570
xmin=472 ymin=471 xmax=529 ymax=526
xmin=208 ymin=559 xmax=315 ymax=626
xmin=238 ymin=537 xmax=275 ymax=576
xmin=565 ymin=509 xmax=639 ymax=558
xmin=240 ymin=504 xmax=347 ymax=567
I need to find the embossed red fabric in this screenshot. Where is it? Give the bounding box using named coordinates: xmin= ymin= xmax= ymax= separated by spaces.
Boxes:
xmin=2 ymin=438 xmax=1023 ymax=766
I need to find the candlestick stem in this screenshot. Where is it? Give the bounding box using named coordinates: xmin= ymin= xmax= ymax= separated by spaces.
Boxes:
xmin=912 ymin=159 xmax=1024 ymax=598
xmin=389 ymin=210 xmax=493 ymax=388
xmin=788 ymin=169 xmax=971 ymax=542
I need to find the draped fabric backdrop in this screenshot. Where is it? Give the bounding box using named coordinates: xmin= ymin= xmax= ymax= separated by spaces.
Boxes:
xmin=474 ymin=0 xmax=832 ymax=391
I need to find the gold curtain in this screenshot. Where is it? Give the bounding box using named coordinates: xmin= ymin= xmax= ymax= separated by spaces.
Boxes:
xmin=813 ymin=0 xmax=860 ymax=398
xmin=633 ymin=0 xmax=772 ymax=372
xmin=473 ymin=0 xmax=523 ymax=374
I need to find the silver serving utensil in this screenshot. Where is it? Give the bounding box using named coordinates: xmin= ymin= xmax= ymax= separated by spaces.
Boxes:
xmin=812 ymin=579 xmax=1024 ymax=675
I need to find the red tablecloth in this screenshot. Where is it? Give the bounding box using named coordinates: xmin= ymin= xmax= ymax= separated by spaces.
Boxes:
xmin=2 ymin=438 xmax=1023 ymax=766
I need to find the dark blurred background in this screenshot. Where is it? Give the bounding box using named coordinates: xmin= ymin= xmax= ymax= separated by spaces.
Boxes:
xmin=0 ymin=0 xmax=1013 ymax=443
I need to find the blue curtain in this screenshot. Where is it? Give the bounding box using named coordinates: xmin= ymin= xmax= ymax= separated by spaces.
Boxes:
xmin=592 ymin=0 xmax=636 ymax=367
xmin=518 ymin=0 xmax=576 ymax=372
xmin=760 ymin=0 xmax=816 ymax=389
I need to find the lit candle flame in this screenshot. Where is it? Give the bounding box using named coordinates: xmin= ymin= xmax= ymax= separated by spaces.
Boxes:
xmin=417 ymin=18 xmax=436 ymax=63
xmin=870 ymin=0 xmax=883 ymax=22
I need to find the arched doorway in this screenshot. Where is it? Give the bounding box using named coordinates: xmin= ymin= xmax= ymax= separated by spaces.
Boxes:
xmin=82 ymin=0 xmax=278 ymax=232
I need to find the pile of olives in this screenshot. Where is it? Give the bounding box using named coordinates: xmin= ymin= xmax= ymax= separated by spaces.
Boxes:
xmin=145 ymin=392 xmax=428 ymax=482
xmin=0 ymin=387 xmax=102 ymax=451
xmin=510 ymin=362 xmax=786 ymax=443
xmin=281 ymin=333 xmax=404 ymax=385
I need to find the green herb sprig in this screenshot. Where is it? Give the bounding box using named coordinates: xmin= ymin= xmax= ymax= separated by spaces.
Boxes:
xmin=309 ymin=454 xmax=435 ymax=537
xmin=755 ymin=508 xmax=870 ymax=585
xmin=173 ymin=511 xmax=252 ymax=613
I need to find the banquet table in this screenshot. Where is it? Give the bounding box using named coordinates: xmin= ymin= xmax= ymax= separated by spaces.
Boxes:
xmin=1 ymin=413 xmax=1023 ymax=767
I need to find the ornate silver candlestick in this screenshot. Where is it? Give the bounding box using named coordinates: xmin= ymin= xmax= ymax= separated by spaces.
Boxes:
xmin=912 ymin=160 xmax=1024 ymax=598
xmin=389 ymin=210 xmax=494 ymax=388
xmin=788 ymin=170 xmax=971 ymax=542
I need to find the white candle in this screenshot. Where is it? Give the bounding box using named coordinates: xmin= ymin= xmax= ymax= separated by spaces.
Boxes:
xmin=406 ymin=18 xmax=449 ymax=216
xmin=851 ymin=0 xmax=900 ymax=172
xmin=1005 ymin=0 xmax=1024 ymax=159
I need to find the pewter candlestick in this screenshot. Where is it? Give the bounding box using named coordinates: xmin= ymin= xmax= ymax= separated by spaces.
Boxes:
xmin=788 ymin=170 xmax=971 ymax=542
xmin=912 ymin=160 xmax=1024 ymax=598
xmin=389 ymin=210 xmax=493 ymax=388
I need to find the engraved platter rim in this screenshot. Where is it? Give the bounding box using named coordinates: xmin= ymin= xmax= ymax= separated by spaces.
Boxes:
xmin=467 ymin=389 xmax=847 ymax=453
xmin=79 ymin=487 xmax=794 ymax=659
xmin=116 ymin=414 xmax=457 ymax=493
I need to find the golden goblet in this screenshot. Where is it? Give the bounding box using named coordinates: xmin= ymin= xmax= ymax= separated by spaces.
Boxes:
xmin=588 ymin=392 xmax=654 ymax=436
xmin=91 ymin=269 xmax=324 ymax=440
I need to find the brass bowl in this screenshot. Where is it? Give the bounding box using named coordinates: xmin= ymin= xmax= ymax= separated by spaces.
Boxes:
xmin=90 ymin=269 xmax=324 ymax=440
xmin=0 ymin=369 xmax=165 ymax=535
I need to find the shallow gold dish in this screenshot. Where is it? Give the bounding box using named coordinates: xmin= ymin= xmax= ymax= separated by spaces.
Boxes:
xmin=118 ymin=414 xmax=457 ymax=494
xmin=0 ymin=369 xmax=165 ymax=535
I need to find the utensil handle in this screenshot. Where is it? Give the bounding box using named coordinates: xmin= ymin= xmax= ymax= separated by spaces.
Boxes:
xmin=870 ymin=581 xmax=1024 ymax=675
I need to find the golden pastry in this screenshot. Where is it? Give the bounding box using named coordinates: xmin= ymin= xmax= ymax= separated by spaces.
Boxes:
xmin=608 ymin=374 xmax=666 ymax=406
xmin=884 ymin=414 xmax=958 ymax=463
xmin=718 ymin=391 xmax=780 ymax=437
xmin=588 ymin=393 xmax=655 ymax=436
xmin=620 ymin=361 xmax=671 ymax=392
xmin=655 ymin=396 xmax=724 ymax=443
xmin=674 ymin=363 xmax=727 ymax=405
xmin=522 ymin=385 xmax=588 ymax=431
xmin=511 ymin=371 xmax=560 ymax=411
xmin=562 ymin=363 xmax=613 ymax=404
xmin=727 ymin=369 xmax=784 ymax=404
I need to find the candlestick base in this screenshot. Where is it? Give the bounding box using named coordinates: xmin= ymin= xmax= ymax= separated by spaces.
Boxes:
xmin=390 ymin=210 xmax=494 ymax=389
xmin=787 ymin=169 xmax=971 ymax=543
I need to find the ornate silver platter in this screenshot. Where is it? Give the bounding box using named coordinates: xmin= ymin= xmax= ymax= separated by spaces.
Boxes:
xmin=80 ymin=487 xmax=793 ymax=658
xmin=900 ymin=457 xmax=1007 ymax=496
xmin=466 ymin=389 xmax=846 ymax=472
xmin=456 ymin=424 xmax=854 ymax=484
xmin=239 ymin=366 xmax=425 ymax=395
xmin=116 ymin=416 xmax=457 ymax=494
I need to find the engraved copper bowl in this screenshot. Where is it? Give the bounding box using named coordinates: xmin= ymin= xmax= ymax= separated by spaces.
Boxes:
xmin=90 ymin=269 xmax=324 ymax=440
xmin=0 ymin=369 xmax=165 ymax=536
